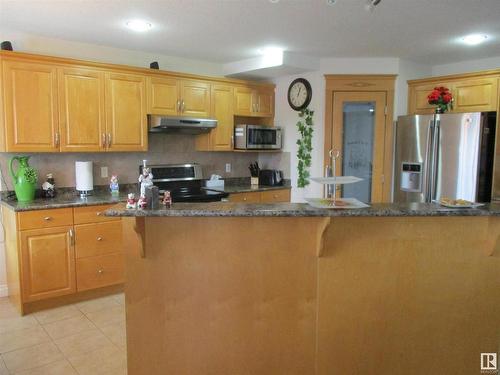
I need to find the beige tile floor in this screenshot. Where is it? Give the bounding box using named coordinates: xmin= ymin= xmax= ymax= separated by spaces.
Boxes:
xmin=0 ymin=294 xmax=126 ymax=375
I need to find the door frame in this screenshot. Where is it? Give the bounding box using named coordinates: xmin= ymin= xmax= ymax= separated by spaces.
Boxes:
xmin=324 ymin=75 xmax=396 ymax=202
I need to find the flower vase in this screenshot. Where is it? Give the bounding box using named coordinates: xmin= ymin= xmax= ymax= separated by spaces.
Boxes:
xmin=435 ymin=107 xmax=443 ymax=114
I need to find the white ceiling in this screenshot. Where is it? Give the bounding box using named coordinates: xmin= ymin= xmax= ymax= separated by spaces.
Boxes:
xmin=0 ymin=0 xmax=499 ymax=66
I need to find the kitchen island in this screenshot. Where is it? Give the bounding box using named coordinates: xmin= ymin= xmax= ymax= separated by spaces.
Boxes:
xmin=107 ymin=202 xmax=500 ymax=375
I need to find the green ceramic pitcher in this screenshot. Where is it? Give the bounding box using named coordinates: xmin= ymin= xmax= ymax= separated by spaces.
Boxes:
xmin=9 ymin=156 xmax=37 ymax=202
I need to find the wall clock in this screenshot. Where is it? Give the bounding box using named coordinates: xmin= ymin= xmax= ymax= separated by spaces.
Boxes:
xmin=287 ymin=78 xmax=312 ymax=111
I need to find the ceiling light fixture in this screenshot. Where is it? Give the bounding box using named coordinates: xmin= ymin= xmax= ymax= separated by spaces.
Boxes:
xmin=461 ymin=34 xmax=489 ymax=46
xmin=260 ymin=47 xmax=284 ymax=66
xmin=326 ymin=0 xmax=337 ymax=5
xmin=125 ymin=19 xmax=153 ymax=32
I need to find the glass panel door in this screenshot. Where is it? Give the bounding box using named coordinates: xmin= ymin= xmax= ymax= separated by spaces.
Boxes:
xmin=342 ymin=102 xmax=375 ymax=202
xmin=330 ymin=92 xmax=387 ymax=203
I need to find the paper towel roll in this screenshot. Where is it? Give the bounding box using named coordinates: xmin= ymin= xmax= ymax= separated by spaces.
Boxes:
xmin=75 ymin=161 xmax=93 ymax=192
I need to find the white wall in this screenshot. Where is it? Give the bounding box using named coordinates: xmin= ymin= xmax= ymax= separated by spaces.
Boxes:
xmin=396 ymin=59 xmax=433 ymax=116
xmin=432 ymin=55 xmax=500 ymax=76
xmin=0 ymin=30 xmax=225 ymax=77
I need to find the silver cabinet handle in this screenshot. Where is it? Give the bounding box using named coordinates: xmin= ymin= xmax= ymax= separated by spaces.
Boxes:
xmin=55 ymin=131 xmax=60 ymax=146
xmin=102 ymin=133 xmax=107 ymax=148
xmin=181 ymin=100 xmax=185 ymax=112
xmin=176 ymin=99 xmax=181 ymax=112
xmin=97 ymin=237 xmax=102 ymax=241
xmin=97 ymin=269 xmax=104 ymax=274
xmin=96 ymin=212 xmax=102 ymax=216
xmin=231 ymin=135 xmax=234 ymax=147
xmin=107 ymin=133 xmax=112 ymax=148
xmin=243 ymin=197 xmax=247 ymax=201
xmin=44 ymin=216 xmax=52 ymax=221
xmin=69 ymin=229 xmax=75 ymax=246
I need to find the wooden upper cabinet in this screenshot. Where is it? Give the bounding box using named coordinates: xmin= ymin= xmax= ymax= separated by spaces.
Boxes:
xmin=147 ymin=76 xmax=180 ymax=116
xmin=2 ymin=60 xmax=59 ymax=152
xmin=255 ymin=89 xmax=274 ymax=117
xmin=453 ymin=77 xmax=498 ymax=112
xmin=234 ymin=86 xmax=274 ymax=117
xmin=210 ymin=85 xmax=234 ymax=150
xmin=180 ymin=80 xmax=211 ymax=118
xmin=234 ymin=86 xmax=254 ymax=116
xmin=20 ymin=226 xmax=76 ymax=302
xmin=195 ymin=84 xmax=234 ymax=151
xmin=408 ymin=82 xmax=447 ymax=115
xmin=58 ymin=68 xmax=106 ymax=152
xmin=105 ymin=72 xmax=148 ymax=151
xmin=408 ymin=73 xmax=499 ymax=114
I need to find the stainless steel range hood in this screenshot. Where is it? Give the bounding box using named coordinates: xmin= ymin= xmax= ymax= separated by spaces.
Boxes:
xmin=148 ymin=115 xmax=217 ymax=134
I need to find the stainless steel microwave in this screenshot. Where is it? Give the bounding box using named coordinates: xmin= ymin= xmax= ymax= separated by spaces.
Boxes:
xmin=234 ymin=125 xmax=282 ymax=150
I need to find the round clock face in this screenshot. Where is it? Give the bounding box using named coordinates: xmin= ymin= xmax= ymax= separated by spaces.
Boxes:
xmin=288 ymin=78 xmax=312 ymax=111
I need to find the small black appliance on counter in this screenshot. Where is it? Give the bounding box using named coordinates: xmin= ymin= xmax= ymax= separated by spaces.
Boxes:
xmin=259 ymin=169 xmax=284 ymax=186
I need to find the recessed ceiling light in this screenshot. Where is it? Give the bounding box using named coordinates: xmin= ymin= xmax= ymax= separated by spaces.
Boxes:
xmin=326 ymin=0 xmax=337 ymax=5
xmin=461 ymin=34 xmax=488 ymax=46
xmin=125 ymin=20 xmax=153 ymax=32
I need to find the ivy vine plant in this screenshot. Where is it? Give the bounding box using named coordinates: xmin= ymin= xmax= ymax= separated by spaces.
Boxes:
xmin=296 ymin=107 xmax=314 ymax=188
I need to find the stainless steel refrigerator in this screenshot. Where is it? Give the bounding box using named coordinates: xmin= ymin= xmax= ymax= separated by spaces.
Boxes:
xmin=393 ymin=112 xmax=496 ymax=203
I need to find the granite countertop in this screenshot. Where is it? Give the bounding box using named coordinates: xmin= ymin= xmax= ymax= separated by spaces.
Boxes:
xmin=105 ymin=202 xmax=500 ymax=218
xmin=0 ymin=179 xmax=292 ymax=212
xmin=0 ymin=186 xmax=134 ymax=212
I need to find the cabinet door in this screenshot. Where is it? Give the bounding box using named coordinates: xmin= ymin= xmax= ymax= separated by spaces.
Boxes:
xmin=58 ymin=68 xmax=106 ymax=152
xmin=20 ymin=226 xmax=75 ymax=302
xmin=453 ymin=78 xmax=498 ymax=112
xmin=408 ymin=82 xmax=448 ymax=114
xmin=147 ymin=76 xmax=180 ymax=116
xmin=105 ymin=72 xmax=147 ymax=151
xmin=2 ymin=60 xmax=59 ymax=152
xmin=180 ymin=80 xmax=211 ymax=118
xmin=210 ymin=85 xmax=234 ymax=150
xmin=234 ymin=86 xmax=254 ymax=116
xmin=255 ymin=89 xmax=274 ymax=117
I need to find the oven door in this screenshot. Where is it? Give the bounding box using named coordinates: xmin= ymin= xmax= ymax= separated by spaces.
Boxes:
xmin=246 ymin=126 xmax=282 ymax=150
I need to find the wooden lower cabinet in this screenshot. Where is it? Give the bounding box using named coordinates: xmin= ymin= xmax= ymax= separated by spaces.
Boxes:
xmin=2 ymin=204 xmax=123 ymax=314
xmin=228 ymin=188 xmax=290 ymax=203
xmin=20 ymin=226 xmax=75 ymax=302
xmin=76 ymin=253 xmax=124 ymax=291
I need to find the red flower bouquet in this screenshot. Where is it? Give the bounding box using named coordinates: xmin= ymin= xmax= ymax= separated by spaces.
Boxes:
xmin=427 ymin=86 xmax=453 ymax=113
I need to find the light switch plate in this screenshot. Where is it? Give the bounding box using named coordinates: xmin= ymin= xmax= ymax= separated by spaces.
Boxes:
xmin=101 ymin=166 xmax=108 ymax=178
xmin=225 ymin=163 xmax=231 ymax=173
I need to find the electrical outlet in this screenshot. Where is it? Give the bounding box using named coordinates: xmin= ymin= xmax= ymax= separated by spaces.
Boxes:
xmin=225 ymin=163 xmax=231 ymax=173
xmin=100 ymin=166 xmax=108 ymax=178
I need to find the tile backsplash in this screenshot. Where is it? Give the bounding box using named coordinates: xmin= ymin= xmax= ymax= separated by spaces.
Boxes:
xmin=0 ymin=134 xmax=290 ymax=190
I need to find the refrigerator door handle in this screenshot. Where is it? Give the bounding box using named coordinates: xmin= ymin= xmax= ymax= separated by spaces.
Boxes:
xmin=429 ymin=119 xmax=440 ymax=202
xmin=424 ymin=120 xmax=434 ymax=203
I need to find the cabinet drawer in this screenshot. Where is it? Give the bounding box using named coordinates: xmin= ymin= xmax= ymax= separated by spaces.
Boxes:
xmin=76 ymin=253 xmax=124 ymax=291
xmin=18 ymin=208 xmax=73 ymax=231
xmin=228 ymin=191 xmax=261 ymax=203
xmin=75 ymin=221 xmax=123 ymax=258
xmin=260 ymin=189 xmax=291 ymax=203
xmin=74 ymin=204 xmax=120 ymax=224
